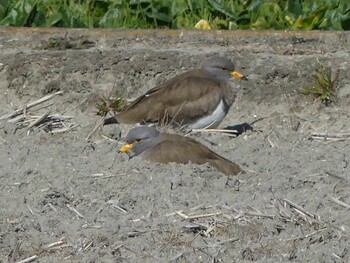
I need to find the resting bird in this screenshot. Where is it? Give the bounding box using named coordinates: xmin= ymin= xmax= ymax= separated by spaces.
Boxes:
xmin=119 ymin=126 xmax=245 ymax=176
xmin=105 ymin=56 xmax=247 ymax=129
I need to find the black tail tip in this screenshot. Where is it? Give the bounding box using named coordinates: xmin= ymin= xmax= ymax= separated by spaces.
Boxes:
xmin=103 ymin=116 xmax=118 ymax=125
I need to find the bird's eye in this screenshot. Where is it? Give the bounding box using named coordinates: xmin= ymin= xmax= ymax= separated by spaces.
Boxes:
xmin=135 ymin=139 xmax=142 ymax=143
xmin=221 ymin=67 xmax=227 ymax=71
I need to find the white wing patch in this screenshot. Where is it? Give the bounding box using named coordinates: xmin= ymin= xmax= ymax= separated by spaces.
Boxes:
xmin=187 ymin=100 xmax=226 ymax=129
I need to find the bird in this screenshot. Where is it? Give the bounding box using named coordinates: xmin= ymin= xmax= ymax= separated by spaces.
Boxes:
xmin=104 ymin=56 xmax=247 ymax=129
xmin=119 ymin=126 xmax=245 ymax=176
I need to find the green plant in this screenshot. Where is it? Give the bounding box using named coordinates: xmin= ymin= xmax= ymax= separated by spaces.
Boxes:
xmin=94 ymin=93 xmax=128 ymax=116
xmin=300 ymin=60 xmax=339 ymax=106
xmin=0 ymin=0 xmax=349 ymax=30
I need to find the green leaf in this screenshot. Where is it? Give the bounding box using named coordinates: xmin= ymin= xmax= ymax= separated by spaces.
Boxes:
xmin=99 ymin=8 xmax=121 ymax=27
xmin=57 ymin=6 xmax=85 ymax=28
xmin=0 ymin=0 xmax=38 ymax=26
xmin=287 ymin=0 xmax=302 ymax=17
xmin=250 ymin=2 xmax=285 ymax=29
xmin=207 ymin=0 xmax=237 ymax=20
xmin=341 ymin=16 xmax=350 ymax=29
xmin=0 ymin=0 xmax=9 ymax=18
xmin=45 ymin=12 xmax=63 ymax=27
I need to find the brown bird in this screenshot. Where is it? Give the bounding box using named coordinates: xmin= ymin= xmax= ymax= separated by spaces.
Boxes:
xmin=119 ymin=126 xmax=245 ymax=176
xmin=105 ymin=56 xmax=247 ymax=129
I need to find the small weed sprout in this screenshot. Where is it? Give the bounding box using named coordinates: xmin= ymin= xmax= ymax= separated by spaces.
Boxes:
xmin=94 ymin=93 xmax=128 ymax=116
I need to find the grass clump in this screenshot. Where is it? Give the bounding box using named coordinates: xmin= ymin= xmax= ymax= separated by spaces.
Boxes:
xmin=300 ymin=60 xmax=339 ymax=106
xmin=93 ymin=93 xmax=128 ymax=116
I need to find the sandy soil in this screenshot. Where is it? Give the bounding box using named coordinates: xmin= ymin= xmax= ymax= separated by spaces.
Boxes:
xmin=0 ymin=28 xmax=350 ymax=262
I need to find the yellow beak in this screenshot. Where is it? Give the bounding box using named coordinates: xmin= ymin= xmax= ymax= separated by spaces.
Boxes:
xmin=231 ymin=70 xmax=248 ymax=80
xmin=119 ymin=143 xmax=133 ymax=153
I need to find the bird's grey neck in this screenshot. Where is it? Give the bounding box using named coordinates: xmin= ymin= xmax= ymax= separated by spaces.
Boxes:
xmin=202 ymin=67 xmax=227 ymax=80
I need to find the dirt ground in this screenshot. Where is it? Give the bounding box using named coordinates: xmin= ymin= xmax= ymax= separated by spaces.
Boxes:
xmin=0 ymin=28 xmax=349 ymax=263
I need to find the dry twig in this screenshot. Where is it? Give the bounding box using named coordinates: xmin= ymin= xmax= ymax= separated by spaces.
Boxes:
xmin=1 ymin=91 xmax=77 ymax=134
xmin=107 ymin=199 xmax=128 ymax=213
xmin=285 ymin=228 xmax=326 ymax=241
xmin=15 ymin=255 xmax=38 ymax=263
xmin=189 ymin=128 xmax=238 ymax=137
xmin=0 ymin=91 xmax=63 ymax=120
xmin=243 ymin=211 xmax=275 ymax=219
xmin=283 ymin=199 xmax=319 ymax=220
xmin=169 ymin=252 xmax=185 ymax=262
xmin=86 ymin=116 xmax=105 ymax=141
xmin=66 ymin=204 xmax=85 ymax=219
xmin=205 ymin=237 xmax=239 ymax=248
xmin=46 ymin=240 xmax=65 ymax=249
xmin=330 ymin=197 xmax=350 ymax=209
xmin=325 ymin=171 xmax=347 ymax=181
xmin=311 ymin=132 xmax=350 ymax=141
xmin=174 ymin=211 xmax=222 ymax=220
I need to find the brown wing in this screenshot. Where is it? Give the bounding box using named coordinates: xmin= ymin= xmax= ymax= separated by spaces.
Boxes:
xmin=116 ymin=69 xmax=231 ymax=125
xmin=144 ymin=134 xmax=244 ymax=176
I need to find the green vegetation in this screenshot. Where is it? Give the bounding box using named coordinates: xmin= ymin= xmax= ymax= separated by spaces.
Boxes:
xmin=0 ymin=0 xmax=349 ymax=30
xmin=300 ymin=60 xmax=339 ymax=106
xmin=94 ymin=93 xmax=128 ymax=116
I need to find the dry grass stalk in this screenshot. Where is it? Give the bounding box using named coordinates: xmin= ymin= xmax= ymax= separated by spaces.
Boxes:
xmin=15 ymin=255 xmax=39 ymax=263
xmin=26 ymin=111 xmax=51 ymax=130
xmin=45 ymin=240 xmax=65 ymax=249
xmin=82 ymin=224 xmax=102 ymax=229
xmin=47 ymin=244 xmax=71 ymax=251
xmin=66 ymin=204 xmax=85 ymax=219
xmin=49 ymin=124 xmax=79 ymax=134
xmin=27 ymin=204 xmax=39 ymax=216
xmin=167 ymin=204 xmax=275 ymax=222
xmin=273 ymin=199 xmax=299 ymax=223
xmin=1 ymin=91 xmax=77 ymax=135
xmin=283 ymin=199 xmax=319 ymax=220
xmin=107 ymin=200 xmax=128 ymax=213
xmin=169 ymin=252 xmax=185 ymax=262
xmin=331 ymin=253 xmax=342 ymax=259
xmin=267 ymin=134 xmax=278 ymax=148
xmin=325 ymin=171 xmax=347 ymax=180
xmin=330 ymin=197 xmax=350 ymax=209
xmin=0 ymin=91 xmax=63 ymax=120
xmin=188 ymin=212 xmax=222 ymax=219
xmin=174 ymin=211 xmax=222 ymax=220
xmin=189 ymin=128 xmax=238 ymax=137
xmin=166 ymin=203 xmax=206 ymax=217
xmin=203 ymin=223 xmax=216 ymax=237
xmin=285 ymin=227 xmax=327 ymax=241
xmin=100 ymin=134 xmax=119 ymax=141
xmin=24 ymin=239 xmax=71 ymax=258
xmin=82 ymin=240 xmax=94 ymax=251
xmin=175 ymin=211 xmax=189 ymax=219
xmin=205 ymin=237 xmax=239 ymax=248
xmin=166 ymin=210 xmax=183 ymax=217
xmin=243 ymin=211 xmax=275 ymax=219
xmin=86 ymin=116 xmax=105 ymax=140
xmin=48 ymin=203 xmax=57 ymax=212
xmin=90 ymin=172 xmax=120 ymax=179
xmin=311 ymin=132 xmax=350 ymax=141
